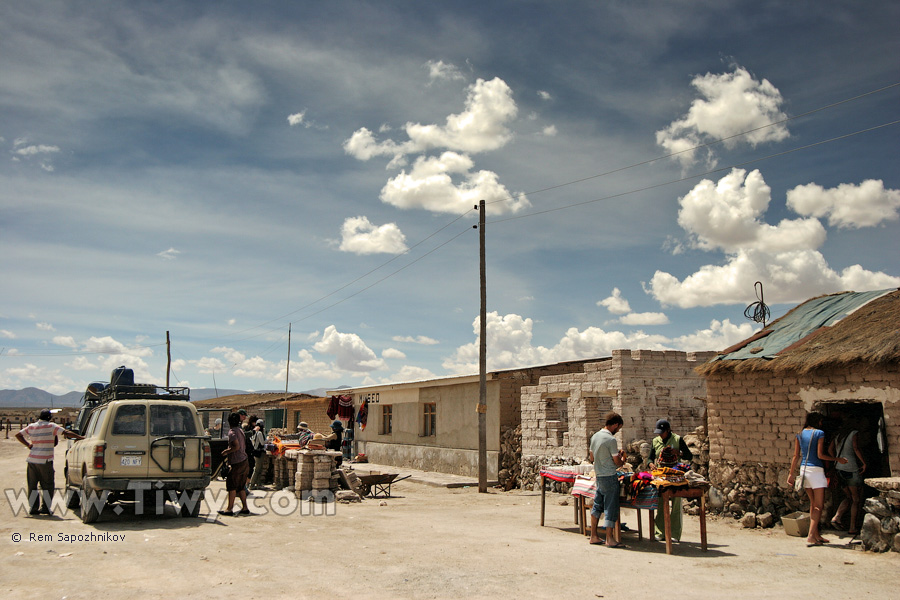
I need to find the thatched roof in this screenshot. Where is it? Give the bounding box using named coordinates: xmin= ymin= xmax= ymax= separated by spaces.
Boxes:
xmin=192 ymin=392 xmax=318 ymax=409
xmin=698 ymin=288 xmax=900 ymax=375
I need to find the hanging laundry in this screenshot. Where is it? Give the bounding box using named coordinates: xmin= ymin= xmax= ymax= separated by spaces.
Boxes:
xmin=337 ymin=394 xmax=355 ymax=421
xmin=356 ymin=398 xmax=369 ymax=431
xmin=326 ymin=396 xmax=339 ymax=420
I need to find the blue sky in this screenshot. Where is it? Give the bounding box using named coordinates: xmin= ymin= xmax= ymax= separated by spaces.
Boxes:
xmin=2 ymin=1 xmax=899 ymax=395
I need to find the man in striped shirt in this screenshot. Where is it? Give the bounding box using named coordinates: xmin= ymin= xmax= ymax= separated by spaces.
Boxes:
xmin=16 ymin=409 xmax=84 ymax=515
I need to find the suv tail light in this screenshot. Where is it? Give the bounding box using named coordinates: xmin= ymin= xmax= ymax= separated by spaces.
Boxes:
xmin=202 ymin=440 xmax=211 ymax=470
xmin=93 ymin=444 xmax=106 ymax=470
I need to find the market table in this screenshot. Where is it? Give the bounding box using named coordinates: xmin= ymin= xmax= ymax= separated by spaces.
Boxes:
xmin=541 ymin=468 xmax=709 ymax=554
xmin=660 ymin=485 xmax=708 ymax=554
xmin=539 ymin=468 xmax=586 ymax=528
xmin=571 ymin=474 xmax=656 ymax=542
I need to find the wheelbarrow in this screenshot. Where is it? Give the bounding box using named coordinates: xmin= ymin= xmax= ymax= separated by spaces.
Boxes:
xmin=357 ymin=473 xmax=411 ymax=498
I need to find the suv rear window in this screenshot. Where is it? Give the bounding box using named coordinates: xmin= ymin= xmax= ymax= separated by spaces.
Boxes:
xmin=150 ymin=405 xmax=198 ymax=436
xmin=112 ymin=405 xmax=146 ymax=435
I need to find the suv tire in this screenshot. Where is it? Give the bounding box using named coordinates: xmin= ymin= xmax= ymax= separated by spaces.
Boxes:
xmin=64 ymin=468 xmax=80 ymax=509
xmin=179 ymin=490 xmax=202 ymax=518
xmin=80 ymin=481 xmax=102 ymax=524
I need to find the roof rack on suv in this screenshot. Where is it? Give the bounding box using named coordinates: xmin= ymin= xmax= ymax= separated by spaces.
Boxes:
xmin=97 ymin=384 xmax=191 ymax=403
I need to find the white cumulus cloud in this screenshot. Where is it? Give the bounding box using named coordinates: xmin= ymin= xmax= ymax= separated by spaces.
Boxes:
xmin=52 ymin=336 xmax=77 ymax=348
xmin=287 ymin=111 xmax=307 ymax=126
xmin=344 ymin=77 xmax=518 ymax=163
xmin=380 ymin=151 xmax=529 ymax=215
xmin=786 ymin=179 xmax=900 ymax=229
xmin=656 ymin=66 xmax=789 ymax=169
xmin=425 ymin=60 xmax=466 ymax=83
xmin=313 ymin=326 xmax=386 ymax=373
xmin=598 ymin=288 xmax=631 ymax=314
xmin=338 ymin=216 xmax=408 ymax=255
xmin=677 ymin=169 xmax=825 ymax=253
xmin=646 ymin=168 xmax=900 ymax=307
xmin=619 ymin=312 xmax=670 ymax=326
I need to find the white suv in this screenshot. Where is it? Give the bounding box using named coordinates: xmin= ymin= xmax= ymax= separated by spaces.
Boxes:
xmin=65 ymin=384 xmax=211 ymax=523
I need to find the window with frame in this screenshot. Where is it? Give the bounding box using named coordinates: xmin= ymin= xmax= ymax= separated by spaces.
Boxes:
xmin=86 ymin=407 xmax=107 ymax=437
xmin=381 ymin=405 xmax=392 ymax=435
xmin=112 ymin=404 xmax=146 ymax=436
xmin=150 ymin=404 xmax=197 ymax=436
xmin=422 ymin=403 xmax=436 ymax=437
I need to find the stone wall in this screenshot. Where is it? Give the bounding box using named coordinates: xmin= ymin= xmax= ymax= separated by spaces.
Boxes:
xmin=860 ymin=478 xmax=900 ymax=552
xmin=519 ymin=349 xmax=715 ymax=489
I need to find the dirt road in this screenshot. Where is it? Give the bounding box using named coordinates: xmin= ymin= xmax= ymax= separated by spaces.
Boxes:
xmin=0 ymin=436 xmax=896 ymax=599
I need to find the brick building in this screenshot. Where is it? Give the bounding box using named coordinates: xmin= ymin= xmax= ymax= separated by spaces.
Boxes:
xmin=519 ymin=349 xmax=715 ymax=487
xmin=697 ymin=288 xmax=899 ymax=515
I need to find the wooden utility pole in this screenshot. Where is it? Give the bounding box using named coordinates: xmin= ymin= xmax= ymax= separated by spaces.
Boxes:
xmin=478 ymin=200 xmax=487 ymax=493
xmin=166 ymin=331 xmax=171 ymax=387
xmin=285 ymin=323 xmax=292 ymax=394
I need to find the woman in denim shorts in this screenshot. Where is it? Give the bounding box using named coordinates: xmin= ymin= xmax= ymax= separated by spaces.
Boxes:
xmin=829 ymin=421 xmax=866 ymax=535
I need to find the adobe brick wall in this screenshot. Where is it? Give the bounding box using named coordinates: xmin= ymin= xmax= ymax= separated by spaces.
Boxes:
xmin=494 ymin=360 xmax=597 ymax=429
xmin=519 ymin=349 xmax=715 ymax=488
xmin=706 ymin=363 xmax=900 ymax=514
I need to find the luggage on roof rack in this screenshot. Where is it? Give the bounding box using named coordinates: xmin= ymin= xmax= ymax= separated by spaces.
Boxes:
xmin=110 ymin=366 xmax=135 ymax=387
xmin=98 ymin=384 xmax=190 ymax=403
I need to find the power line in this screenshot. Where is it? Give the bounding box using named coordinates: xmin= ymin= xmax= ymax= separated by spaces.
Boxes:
xmin=225 ymin=208 xmax=477 ymax=342
xmin=218 ymin=81 xmax=900 ymax=344
xmin=486 ymin=81 xmax=900 ymax=211
xmin=488 ymin=119 xmax=900 ymax=225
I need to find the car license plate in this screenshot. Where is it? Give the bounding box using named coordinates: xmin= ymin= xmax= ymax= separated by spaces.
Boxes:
xmin=121 ymin=456 xmax=142 ymax=467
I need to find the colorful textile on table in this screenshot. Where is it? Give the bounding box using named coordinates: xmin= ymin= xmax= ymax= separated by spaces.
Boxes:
xmin=571 ymin=474 xmax=595 ymax=497
xmin=572 ymin=473 xmax=659 ymax=509
xmin=626 ymin=472 xmax=654 ymax=497
xmin=631 ymin=485 xmax=659 ymax=509
xmin=651 ymin=466 xmax=686 ymax=486
xmin=541 ymin=469 xmax=579 ymax=484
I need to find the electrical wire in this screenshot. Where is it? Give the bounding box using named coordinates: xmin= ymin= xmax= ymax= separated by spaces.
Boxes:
xmin=744 ymin=281 xmax=771 ymax=327
xmin=485 ymin=82 xmax=900 ymax=213
xmin=488 ymin=118 xmax=900 ymax=225
xmin=225 ymin=82 xmax=899 ymax=341
xmin=4 ymin=83 xmax=897 ymax=372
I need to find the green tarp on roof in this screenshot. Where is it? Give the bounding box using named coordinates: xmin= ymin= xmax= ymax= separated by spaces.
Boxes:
xmin=713 ymin=289 xmax=893 ymax=363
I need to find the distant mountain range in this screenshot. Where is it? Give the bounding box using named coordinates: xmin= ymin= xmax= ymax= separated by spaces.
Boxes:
xmin=0 ymin=386 xmax=341 ymax=408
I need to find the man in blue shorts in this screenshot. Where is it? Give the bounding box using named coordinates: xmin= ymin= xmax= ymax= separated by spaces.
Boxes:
xmin=588 ymin=412 xmax=627 ymax=548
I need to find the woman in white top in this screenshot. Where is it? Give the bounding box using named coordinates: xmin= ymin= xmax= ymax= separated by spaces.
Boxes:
xmin=828 ymin=418 xmax=867 ymax=535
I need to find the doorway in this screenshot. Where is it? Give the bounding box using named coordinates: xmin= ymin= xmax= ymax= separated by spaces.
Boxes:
xmin=819 ymin=401 xmax=890 ymax=525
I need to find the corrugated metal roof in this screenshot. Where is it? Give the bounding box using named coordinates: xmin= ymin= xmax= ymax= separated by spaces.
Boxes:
xmin=712 ymin=288 xmax=893 ymax=363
